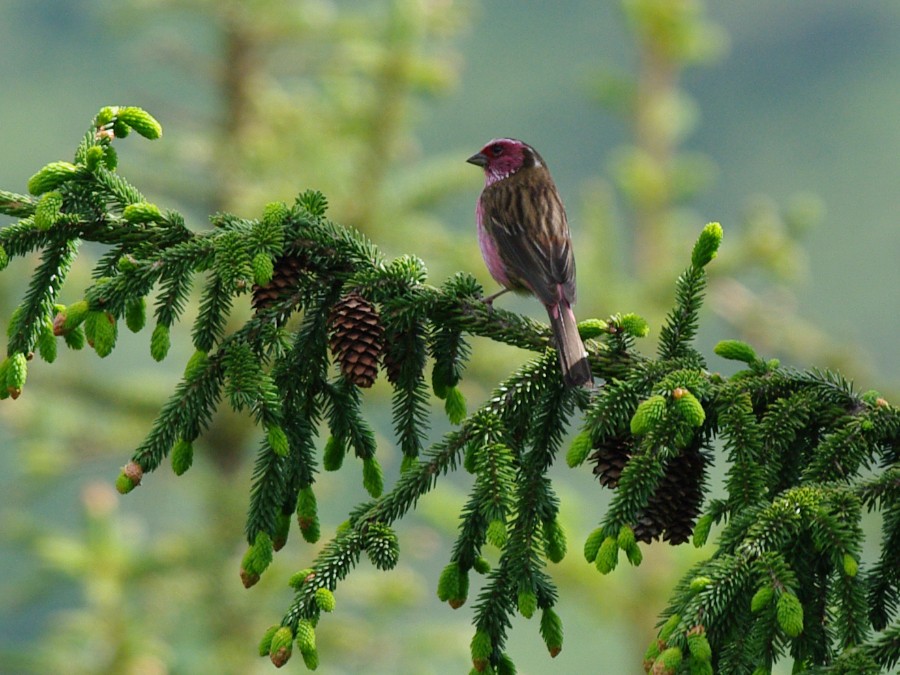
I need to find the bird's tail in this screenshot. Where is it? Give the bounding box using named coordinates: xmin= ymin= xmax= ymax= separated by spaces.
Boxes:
xmin=548 ymin=302 xmax=592 ymax=388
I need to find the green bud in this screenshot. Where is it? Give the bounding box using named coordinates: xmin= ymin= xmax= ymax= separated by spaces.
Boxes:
xmin=122 ymin=202 xmax=162 ymax=224
xmin=299 ymin=517 xmax=320 ymax=544
xmin=565 ymin=430 xmax=593 ymax=468
xmin=470 ymin=630 xmax=492 ymax=671
xmin=691 ymin=222 xmax=723 ymax=268
xmin=619 ymin=312 xmax=650 ymax=338
xmin=314 ymin=587 xmax=336 ymax=613
xmin=517 ymin=588 xmax=537 ymax=619
xmin=103 ymin=145 xmax=118 ymax=170
xmin=288 ymin=568 xmax=315 ymax=590
xmin=630 ymin=394 xmax=667 ymax=435
xmin=6 ymin=305 xmax=24 ymax=339
xmin=272 ymin=512 xmax=290 ymax=551
xmin=687 ymin=631 xmax=712 ymax=663
xmin=625 ymin=542 xmax=643 ymax=566
xmin=300 ymin=646 xmax=318 ymax=670
xmin=268 ymin=626 xmax=294 ymax=667
xmin=595 ymin=536 xmax=619 ymax=574
xmin=34 ymin=191 xmax=63 ymax=230
xmin=150 ymin=323 xmax=170 ymax=362
xmin=27 ymin=161 xmax=79 ymax=195
xmin=473 ymin=556 xmax=491 ymax=575
xmin=693 ymin=513 xmax=713 ymax=548
xmin=64 ymin=326 xmax=85 ymax=350
xmin=171 ymin=439 xmax=194 ymax=476
xmin=267 ymin=425 xmax=289 ymax=457
xmin=539 ymin=608 xmax=563 ymax=658
xmin=690 ymin=576 xmax=712 ymax=593
xmin=444 ymin=386 xmax=467 ymax=425
xmin=496 ymin=652 xmax=516 ymax=675
xmin=577 ymin=318 xmax=608 ymax=339
xmin=117 ymin=107 xmax=163 ymax=140
xmin=617 ymin=525 xmax=636 ymax=551
xmin=63 ymin=300 xmax=90 ymax=330
xmin=673 ymin=389 xmax=706 ymax=427
xmin=7 ymin=352 xmax=28 ymax=394
xmin=262 ymin=200 xmax=289 ymax=227
xmin=323 ymin=435 xmax=345 ymax=471
xmin=362 ymin=456 xmax=383 ymax=498
xmin=115 ymin=472 xmax=136 ymax=494
xmin=751 ymin=586 xmax=774 ymax=613
xmin=183 ymin=349 xmax=209 ymax=380
xmin=0 ymin=244 xmax=8 ymax=271
xmin=113 ymin=118 xmax=132 ymax=139
xmin=644 ymin=639 xmax=662 ymax=664
xmin=85 ymin=145 xmax=104 ymax=171
xmin=95 ymin=106 xmax=116 ymax=126
xmin=659 ymin=613 xmax=681 ymax=640
xmin=776 ymin=592 xmax=804 ymax=637
xmin=241 ymin=531 xmax=274 ymax=586
xmin=861 ymin=390 xmax=882 ymax=406
xmin=714 ymin=339 xmax=758 ymax=364
xmin=37 ymin=321 xmax=57 ymax=363
xmin=251 ymin=252 xmax=274 ymax=286
xmin=842 ymin=553 xmax=858 ymax=578
xmin=296 ymin=486 xmax=317 ymax=524
xmin=543 ymin=519 xmax=567 ymax=563
xmin=657 ymin=646 xmax=683 ymax=670
xmin=486 ymin=519 xmax=508 ymax=548
xmin=258 ymin=624 xmax=280 ymax=657
xmin=365 ymin=522 xmax=399 ymax=571
xmin=87 ymin=311 xmax=117 ymax=357
xmin=296 ymin=619 xmax=316 ymax=653
xmin=437 ymin=563 xmax=460 ymax=602
xmin=583 ymin=526 xmax=605 ymax=563
xmin=125 ymin=297 xmax=146 ymax=333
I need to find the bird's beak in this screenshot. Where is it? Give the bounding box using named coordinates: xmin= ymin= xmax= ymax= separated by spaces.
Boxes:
xmin=466 ymin=152 xmax=488 ymax=168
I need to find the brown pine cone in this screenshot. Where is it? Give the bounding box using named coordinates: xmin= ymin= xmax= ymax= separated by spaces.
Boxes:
xmin=328 ymin=291 xmax=384 ymax=388
xmin=251 ymin=254 xmax=304 ymax=311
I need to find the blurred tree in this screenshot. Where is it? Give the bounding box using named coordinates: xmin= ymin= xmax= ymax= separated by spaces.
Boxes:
xmin=581 ymin=0 xmax=862 ymax=381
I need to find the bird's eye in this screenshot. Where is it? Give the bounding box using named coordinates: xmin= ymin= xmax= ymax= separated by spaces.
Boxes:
xmin=490 ymin=143 xmax=504 ymax=156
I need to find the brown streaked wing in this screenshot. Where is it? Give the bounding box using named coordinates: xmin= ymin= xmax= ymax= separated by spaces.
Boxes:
xmin=481 ymin=168 xmax=576 ymax=306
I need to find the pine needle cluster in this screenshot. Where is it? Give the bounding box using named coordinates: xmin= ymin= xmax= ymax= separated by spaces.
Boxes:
xmin=1 ymin=109 xmax=897 ymax=673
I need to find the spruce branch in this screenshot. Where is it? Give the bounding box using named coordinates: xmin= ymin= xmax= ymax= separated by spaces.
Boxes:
xmin=2 ymin=110 xmax=898 ymax=672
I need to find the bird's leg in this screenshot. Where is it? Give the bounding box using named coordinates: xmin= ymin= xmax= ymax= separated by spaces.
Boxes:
xmin=482 ymin=287 xmax=509 ymax=308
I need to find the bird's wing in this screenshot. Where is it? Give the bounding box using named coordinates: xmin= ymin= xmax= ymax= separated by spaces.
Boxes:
xmin=484 ymin=178 xmax=577 ymax=306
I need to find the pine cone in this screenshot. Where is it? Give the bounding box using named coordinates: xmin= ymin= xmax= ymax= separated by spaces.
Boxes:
xmin=633 ymin=442 xmax=709 ymax=545
xmin=328 ymin=291 xmax=384 ymax=388
xmin=590 ymin=436 xmax=634 ymax=488
xmin=251 ymin=254 xmax=304 ymax=311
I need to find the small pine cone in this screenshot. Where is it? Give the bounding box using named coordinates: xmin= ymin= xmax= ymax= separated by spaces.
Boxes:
xmin=251 ymin=254 xmax=304 ymax=311
xmin=328 ymin=291 xmax=384 ymax=388
xmin=633 ymin=442 xmax=709 ymax=545
xmin=590 ymin=436 xmax=634 ymax=488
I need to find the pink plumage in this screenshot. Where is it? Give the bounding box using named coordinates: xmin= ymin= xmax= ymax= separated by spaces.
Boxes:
xmin=467 ymin=138 xmax=592 ymax=387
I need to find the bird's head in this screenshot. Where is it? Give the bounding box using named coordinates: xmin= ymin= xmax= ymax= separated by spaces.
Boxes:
xmin=467 ymin=138 xmax=544 ymax=185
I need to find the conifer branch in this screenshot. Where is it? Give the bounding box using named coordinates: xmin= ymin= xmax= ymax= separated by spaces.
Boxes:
xmin=2 ymin=109 xmax=898 ymax=672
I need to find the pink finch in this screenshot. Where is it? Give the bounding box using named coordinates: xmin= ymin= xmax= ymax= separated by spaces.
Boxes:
xmin=467 ymin=138 xmax=592 ymax=388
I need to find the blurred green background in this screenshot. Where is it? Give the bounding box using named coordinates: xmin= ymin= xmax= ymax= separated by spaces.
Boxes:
xmin=0 ymin=1 xmax=897 ymax=673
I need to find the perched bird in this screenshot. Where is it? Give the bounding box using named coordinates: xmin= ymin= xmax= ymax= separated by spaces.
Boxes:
xmin=467 ymin=138 xmax=592 ymax=387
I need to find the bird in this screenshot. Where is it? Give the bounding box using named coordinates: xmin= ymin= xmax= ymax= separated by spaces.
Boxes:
xmin=467 ymin=138 xmax=592 ymax=387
